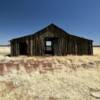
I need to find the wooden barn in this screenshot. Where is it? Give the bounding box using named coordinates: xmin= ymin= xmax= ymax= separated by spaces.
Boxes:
xmin=10 ymin=24 xmax=93 ymax=56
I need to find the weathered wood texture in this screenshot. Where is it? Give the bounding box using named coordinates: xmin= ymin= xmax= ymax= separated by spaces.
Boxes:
xmin=10 ymin=24 xmax=93 ymax=56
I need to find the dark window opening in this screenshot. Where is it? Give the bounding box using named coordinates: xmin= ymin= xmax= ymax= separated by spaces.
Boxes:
xmin=45 ymin=38 xmax=54 ymax=55
xmin=45 ymin=41 xmax=52 ymax=51
xmin=19 ymin=42 xmax=28 ymax=55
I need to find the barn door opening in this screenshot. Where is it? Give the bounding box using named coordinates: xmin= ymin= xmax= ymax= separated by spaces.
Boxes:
xmin=45 ymin=38 xmax=54 ymax=55
xmin=19 ymin=42 xmax=28 ymax=55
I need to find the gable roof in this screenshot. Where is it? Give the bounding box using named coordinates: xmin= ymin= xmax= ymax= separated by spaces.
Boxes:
xmin=10 ymin=23 xmax=93 ymax=42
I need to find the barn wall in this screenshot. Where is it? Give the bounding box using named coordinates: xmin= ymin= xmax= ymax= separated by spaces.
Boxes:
xmin=32 ymin=31 xmax=65 ymax=56
xmin=10 ymin=29 xmax=93 ymax=56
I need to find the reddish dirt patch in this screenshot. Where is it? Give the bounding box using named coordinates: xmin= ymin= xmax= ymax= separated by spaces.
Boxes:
xmin=0 ymin=59 xmax=56 ymax=75
xmin=0 ymin=64 xmax=4 ymax=75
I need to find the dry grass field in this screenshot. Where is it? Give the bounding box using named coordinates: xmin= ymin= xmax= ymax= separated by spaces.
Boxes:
xmin=0 ymin=46 xmax=10 ymax=56
xmin=93 ymin=47 xmax=100 ymax=55
xmin=0 ymin=47 xmax=100 ymax=100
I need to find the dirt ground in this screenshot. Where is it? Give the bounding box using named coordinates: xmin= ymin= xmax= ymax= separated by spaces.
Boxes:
xmin=0 ymin=47 xmax=100 ymax=100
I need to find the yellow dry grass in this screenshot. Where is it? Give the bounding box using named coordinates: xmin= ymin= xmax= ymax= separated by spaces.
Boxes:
xmin=0 ymin=46 xmax=10 ymax=56
xmin=0 ymin=47 xmax=99 ymax=100
xmin=93 ymin=47 xmax=100 ymax=55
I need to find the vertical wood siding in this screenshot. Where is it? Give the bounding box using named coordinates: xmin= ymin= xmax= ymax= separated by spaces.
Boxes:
xmin=10 ymin=26 xmax=93 ymax=56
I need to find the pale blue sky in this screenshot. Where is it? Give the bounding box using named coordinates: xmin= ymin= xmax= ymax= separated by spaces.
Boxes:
xmin=0 ymin=0 xmax=100 ymax=45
